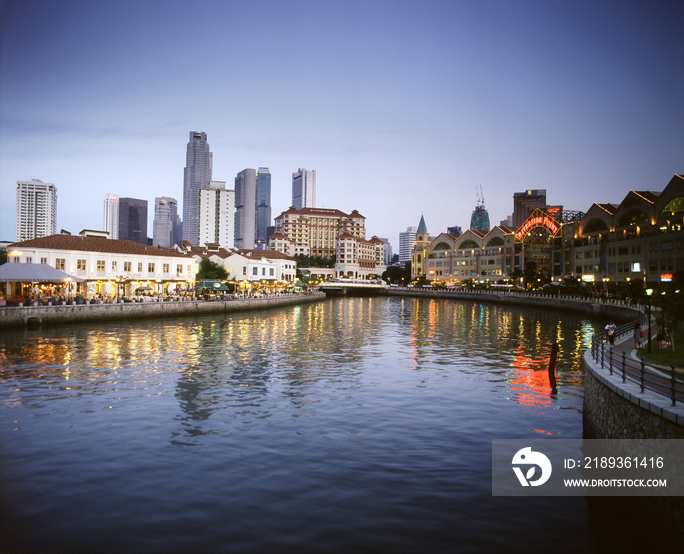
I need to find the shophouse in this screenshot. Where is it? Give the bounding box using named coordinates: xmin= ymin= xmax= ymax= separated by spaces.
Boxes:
xmin=179 ymin=242 xmax=297 ymax=290
xmin=6 ymin=230 xmax=196 ymax=298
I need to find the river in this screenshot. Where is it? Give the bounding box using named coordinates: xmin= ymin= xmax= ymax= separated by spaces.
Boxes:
xmin=0 ymin=296 xmax=678 ymax=552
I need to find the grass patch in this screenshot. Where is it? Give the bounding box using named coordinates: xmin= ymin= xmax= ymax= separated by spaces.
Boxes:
xmin=634 ymin=346 xmax=684 ymax=371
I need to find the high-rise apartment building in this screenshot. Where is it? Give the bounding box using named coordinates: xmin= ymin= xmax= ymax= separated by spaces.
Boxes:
xmin=182 ymin=131 xmax=213 ymax=246
xmin=256 ymin=168 xmax=271 ymax=249
xmin=119 ymin=197 xmax=148 ymax=244
xmin=513 ymin=189 xmax=547 ymax=229
xmin=15 ymin=179 xmax=57 ymax=242
xmin=153 ymin=197 xmax=178 ymax=247
xmin=234 ymin=168 xmax=257 ymax=249
xmin=292 ymin=168 xmax=316 ymax=209
xmin=399 ymin=226 xmax=417 ymax=264
xmin=199 ymin=181 xmax=235 ymax=249
xmin=103 ymin=193 xmax=119 ymax=239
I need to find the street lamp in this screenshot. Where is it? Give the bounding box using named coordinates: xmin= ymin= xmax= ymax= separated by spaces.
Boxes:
xmin=646 ymin=288 xmax=653 ymax=353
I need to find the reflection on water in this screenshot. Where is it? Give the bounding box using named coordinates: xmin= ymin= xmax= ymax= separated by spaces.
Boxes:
xmin=3 ymin=296 xmax=672 ymax=553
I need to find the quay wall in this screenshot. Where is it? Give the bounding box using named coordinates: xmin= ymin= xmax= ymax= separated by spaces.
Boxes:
xmin=0 ymin=293 xmax=326 ymax=329
xmin=583 ymin=348 xmax=684 ymax=439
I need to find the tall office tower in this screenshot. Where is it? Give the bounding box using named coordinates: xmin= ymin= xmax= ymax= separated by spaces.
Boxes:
xmin=255 ymin=167 xmax=272 ymax=249
xmin=15 ymin=179 xmax=58 ymax=242
xmin=378 ymin=238 xmax=393 ymax=266
xmin=103 ymin=193 xmax=119 ymax=239
xmin=470 ymin=188 xmax=490 ymax=234
xmin=513 ymin=189 xmax=546 ymax=229
xmin=153 ymin=197 xmax=178 ymax=247
xmin=234 ymin=168 xmax=257 ymax=249
xmin=398 ymin=226 xmax=417 ymax=264
xmin=292 ymin=168 xmax=316 ymax=209
xmin=199 ymin=181 xmax=235 ymax=249
xmin=182 ymin=131 xmax=213 ymax=246
xmin=119 ymin=197 xmax=148 ymax=244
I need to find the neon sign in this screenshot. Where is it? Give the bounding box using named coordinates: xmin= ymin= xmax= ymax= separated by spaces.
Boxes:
xmin=516 ymin=211 xmax=560 ymax=241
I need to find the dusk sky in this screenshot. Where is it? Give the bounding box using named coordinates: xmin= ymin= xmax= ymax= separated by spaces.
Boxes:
xmin=1 ymin=0 xmax=682 ymax=249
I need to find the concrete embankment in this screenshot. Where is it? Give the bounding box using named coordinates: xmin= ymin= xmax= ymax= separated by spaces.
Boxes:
xmin=387 ymin=288 xmax=640 ymax=321
xmin=0 ymin=293 xmax=326 ymax=329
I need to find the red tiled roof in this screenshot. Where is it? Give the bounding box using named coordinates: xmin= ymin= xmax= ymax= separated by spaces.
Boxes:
xmin=236 ymin=249 xmax=296 ymax=261
xmin=9 ymin=235 xmax=191 ymax=258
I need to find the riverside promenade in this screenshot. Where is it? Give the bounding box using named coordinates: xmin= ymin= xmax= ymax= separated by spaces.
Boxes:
xmin=0 ymin=292 xmax=326 ymax=329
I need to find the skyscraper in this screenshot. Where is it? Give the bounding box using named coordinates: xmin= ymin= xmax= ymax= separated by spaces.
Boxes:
xmin=119 ymin=197 xmax=148 ymax=244
xmin=199 ymin=181 xmax=235 ymax=249
xmin=153 ymin=197 xmax=178 ymax=247
xmin=256 ymin=167 xmax=272 ymax=249
xmin=513 ymin=189 xmax=547 ymax=229
xmin=182 ymin=131 xmax=213 ymax=246
xmin=234 ymin=168 xmax=257 ymax=249
xmin=103 ymin=193 xmax=120 ymax=239
xmin=399 ymin=226 xmax=417 ymax=264
xmin=292 ymin=168 xmax=316 ymax=209
xmin=16 ymin=179 xmax=57 ymax=242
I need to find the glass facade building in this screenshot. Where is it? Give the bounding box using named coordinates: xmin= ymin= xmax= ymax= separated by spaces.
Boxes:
xmin=182 ymin=132 xmax=213 ymax=246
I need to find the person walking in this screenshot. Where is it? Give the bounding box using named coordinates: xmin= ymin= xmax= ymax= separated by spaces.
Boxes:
xmin=605 ymin=321 xmax=617 ymax=347
xmin=634 ymin=323 xmax=644 ymax=349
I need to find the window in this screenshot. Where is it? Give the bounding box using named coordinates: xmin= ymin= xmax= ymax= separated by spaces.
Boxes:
xmin=97 ymin=260 xmax=105 ymax=271
xmin=56 ymin=258 xmax=65 ymax=270
xmin=148 ymin=263 xmax=154 ymax=273
xmin=138 ymin=262 xmax=143 ymax=272
xmin=77 ymin=259 xmax=86 ymax=270
xmin=253 ymin=267 xmax=258 ymax=276
xmin=40 ymin=257 xmax=47 ymax=264
xmin=124 ymin=262 xmax=131 ymax=272
xmin=177 ymin=264 xmax=183 ymax=275
xmin=25 ymin=257 xmax=32 ymax=264
xmin=111 ymin=261 xmax=117 ymax=271
xmin=163 ymin=263 xmax=169 ymax=273
xmin=270 ymin=268 xmax=274 ymax=276
xmin=243 ymin=267 xmax=247 ymax=275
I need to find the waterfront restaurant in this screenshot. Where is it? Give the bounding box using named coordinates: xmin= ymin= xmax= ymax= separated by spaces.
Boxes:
xmin=6 ymin=230 xmax=197 ymax=299
xmin=180 ymin=242 xmax=297 ymax=293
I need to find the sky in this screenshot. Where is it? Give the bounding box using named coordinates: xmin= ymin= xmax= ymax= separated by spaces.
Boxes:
xmin=1 ymin=0 xmax=683 ymax=250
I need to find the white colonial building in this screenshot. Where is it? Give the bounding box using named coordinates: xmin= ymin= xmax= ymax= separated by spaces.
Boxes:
xmin=7 ymin=230 xmax=197 ymax=297
xmin=179 ymin=243 xmax=297 ymax=286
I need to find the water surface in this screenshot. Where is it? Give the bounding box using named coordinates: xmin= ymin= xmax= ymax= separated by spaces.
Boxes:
xmin=0 ymin=297 xmax=677 ymax=552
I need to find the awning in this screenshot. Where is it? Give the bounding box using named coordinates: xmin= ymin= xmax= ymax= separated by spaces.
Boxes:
xmin=0 ymin=262 xmax=85 ymax=283
xmin=195 ymin=280 xmax=229 ymax=291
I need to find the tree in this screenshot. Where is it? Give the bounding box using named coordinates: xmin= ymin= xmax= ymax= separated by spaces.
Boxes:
xmin=196 ymin=258 xmax=228 ymax=280
xmin=382 ymin=263 xmax=410 ymax=285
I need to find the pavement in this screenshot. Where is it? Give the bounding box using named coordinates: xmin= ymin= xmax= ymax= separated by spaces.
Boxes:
xmin=612 ymin=312 xmax=682 ymax=372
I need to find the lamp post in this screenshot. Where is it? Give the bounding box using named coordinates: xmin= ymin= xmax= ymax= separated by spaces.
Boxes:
xmin=646 ymin=288 xmax=653 ymax=353
xmin=66 ymin=277 xmax=72 ymax=303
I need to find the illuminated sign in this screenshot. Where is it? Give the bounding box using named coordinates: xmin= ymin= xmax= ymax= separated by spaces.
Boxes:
xmin=661 ymin=274 xmax=673 ymax=281
xmin=582 ymin=274 xmax=595 ymax=282
xmin=515 ymin=211 xmax=560 ymax=241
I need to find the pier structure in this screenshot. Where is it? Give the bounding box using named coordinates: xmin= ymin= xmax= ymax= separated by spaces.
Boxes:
xmin=319 ymin=279 xmax=387 ymax=296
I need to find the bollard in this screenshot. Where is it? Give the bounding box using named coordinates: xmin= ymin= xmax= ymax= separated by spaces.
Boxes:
xmin=548 ymin=342 xmax=558 ymax=392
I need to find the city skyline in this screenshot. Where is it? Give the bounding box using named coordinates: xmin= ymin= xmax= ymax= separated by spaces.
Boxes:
xmin=1 ymin=1 xmax=682 ymax=247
